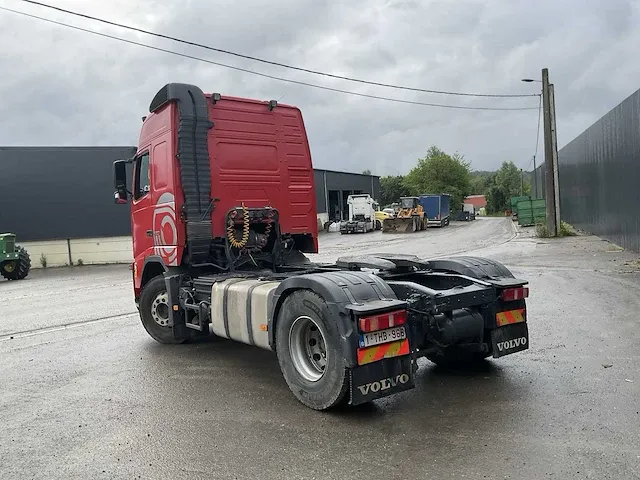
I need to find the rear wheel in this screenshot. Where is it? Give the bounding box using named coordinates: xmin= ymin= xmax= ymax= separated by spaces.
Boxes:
xmin=1 ymin=246 xmax=31 ymax=280
xmin=275 ymin=290 xmax=349 ymax=410
xmin=375 ymin=220 xmax=382 ymax=230
xmin=139 ymin=275 xmax=190 ymax=344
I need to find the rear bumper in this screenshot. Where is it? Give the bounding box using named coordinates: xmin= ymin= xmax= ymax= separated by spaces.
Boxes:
xmin=426 ymin=217 xmax=448 ymax=226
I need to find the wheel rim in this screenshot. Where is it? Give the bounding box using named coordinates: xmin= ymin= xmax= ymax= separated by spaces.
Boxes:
xmin=3 ymin=262 xmax=15 ymax=273
xmin=151 ymin=291 xmax=170 ymax=327
xmin=289 ymin=315 xmax=327 ymax=382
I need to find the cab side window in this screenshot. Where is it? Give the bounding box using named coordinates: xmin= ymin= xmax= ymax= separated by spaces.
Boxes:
xmin=134 ymin=152 xmax=150 ymax=200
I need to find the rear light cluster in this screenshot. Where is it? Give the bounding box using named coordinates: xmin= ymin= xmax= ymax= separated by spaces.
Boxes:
xmin=359 ymin=309 xmax=407 ymax=333
xmin=502 ymin=286 xmax=529 ymax=302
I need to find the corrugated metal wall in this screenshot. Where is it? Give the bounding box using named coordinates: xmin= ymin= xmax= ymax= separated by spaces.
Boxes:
xmin=533 ymin=88 xmax=640 ymax=251
xmin=0 ymin=146 xmax=137 ymax=241
xmin=0 ymin=146 xmax=380 ymax=241
xmin=313 ymin=169 xmax=381 ymax=214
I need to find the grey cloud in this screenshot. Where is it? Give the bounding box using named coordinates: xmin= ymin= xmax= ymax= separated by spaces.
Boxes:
xmin=0 ymin=0 xmax=639 ymax=176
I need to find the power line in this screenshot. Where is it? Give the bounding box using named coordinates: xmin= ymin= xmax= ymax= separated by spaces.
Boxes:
xmin=0 ymin=6 xmax=541 ymax=112
xmin=19 ymin=0 xmax=540 ymax=100
xmin=533 ymin=94 xmax=542 ymax=159
xmin=522 ymin=95 xmax=543 ymax=171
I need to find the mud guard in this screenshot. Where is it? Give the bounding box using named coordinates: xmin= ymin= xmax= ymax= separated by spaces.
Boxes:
xmin=268 ymin=271 xmax=403 ymax=368
xmin=426 ymin=256 xmax=522 ymax=283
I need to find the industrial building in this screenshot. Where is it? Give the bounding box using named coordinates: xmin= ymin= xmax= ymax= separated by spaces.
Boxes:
xmin=0 ymin=146 xmax=380 ymax=267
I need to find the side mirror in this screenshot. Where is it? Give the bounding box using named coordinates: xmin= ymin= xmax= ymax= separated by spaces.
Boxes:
xmin=113 ymin=159 xmax=129 ymax=204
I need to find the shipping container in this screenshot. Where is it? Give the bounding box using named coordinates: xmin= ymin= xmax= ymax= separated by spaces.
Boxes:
xmin=419 ymin=194 xmax=451 ymax=227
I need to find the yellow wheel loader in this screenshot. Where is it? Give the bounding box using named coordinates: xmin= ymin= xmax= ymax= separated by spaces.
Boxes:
xmin=382 ymin=197 xmax=426 ymax=233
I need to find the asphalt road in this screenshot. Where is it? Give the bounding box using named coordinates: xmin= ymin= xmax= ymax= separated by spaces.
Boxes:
xmin=2 ymin=218 xmax=639 ymax=479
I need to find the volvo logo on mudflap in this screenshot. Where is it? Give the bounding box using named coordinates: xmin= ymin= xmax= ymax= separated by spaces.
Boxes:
xmin=496 ymin=337 xmax=527 ymax=352
xmin=357 ymin=373 xmax=410 ymax=395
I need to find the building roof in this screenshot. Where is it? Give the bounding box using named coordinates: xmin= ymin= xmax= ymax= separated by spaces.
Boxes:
xmin=464 ymin=195 xmax=487 ymax=207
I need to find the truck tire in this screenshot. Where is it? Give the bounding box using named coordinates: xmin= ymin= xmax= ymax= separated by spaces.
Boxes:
xmin=138 ymin=275 xmax=189 ymax=344
xmin=427 ymin=347 xmax=490 ymax=370
xmin=275 ymin=290 xmax=350 ymax=410
xmin=375 ymin=220 xmax=382 ymax=230
xmin=1 ymin=246 xmax=31 ymax=280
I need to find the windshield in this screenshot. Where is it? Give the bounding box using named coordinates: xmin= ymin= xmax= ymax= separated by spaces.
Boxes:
xmin=401 ymin=198 xmax=414 ymax=208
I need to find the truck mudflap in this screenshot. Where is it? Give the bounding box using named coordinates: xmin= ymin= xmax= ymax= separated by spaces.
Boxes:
xmin=491 ymin=321 xmax=529 ymax=358
xmin=350 ymin=355 xmax=415 ymax=405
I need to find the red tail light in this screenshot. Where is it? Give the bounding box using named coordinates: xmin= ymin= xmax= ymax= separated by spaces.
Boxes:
xmin=359 ymin=310 xmax=407 ymax=333
xmin=502 ymin=286 xmax=529 ymax=302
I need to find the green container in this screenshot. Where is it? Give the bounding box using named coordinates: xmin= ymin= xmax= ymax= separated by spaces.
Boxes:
xmin=510 ymin=196 xmax=530 ymax=214
xmin=516 ymin=199 xmax=546 ymax=226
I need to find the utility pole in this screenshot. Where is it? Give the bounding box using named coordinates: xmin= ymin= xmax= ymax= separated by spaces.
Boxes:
xmin=532 ymin=155 xmax=537 ymax=199
xmin=541 ymin=68 xmax=557 ymax=236
xmin=520 ymin=168 xmax=524 ymax=195
xmin=549 ymin=83 xmax=561 ymax=233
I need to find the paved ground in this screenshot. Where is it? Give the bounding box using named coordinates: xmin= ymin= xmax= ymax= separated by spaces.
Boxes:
xmin=2 ymin=217 xmax=640 ymax=479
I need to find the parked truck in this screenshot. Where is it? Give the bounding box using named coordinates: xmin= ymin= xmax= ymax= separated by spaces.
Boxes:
xmin=456 ymin=203 xmax=476 ymax=221
xmin=113 ymin=83 xmax=531 ymax=411
xmin=340 ymin=194 xmax=376 ymax=234
xmin=419 ymin=194 xmax=451 ymax=227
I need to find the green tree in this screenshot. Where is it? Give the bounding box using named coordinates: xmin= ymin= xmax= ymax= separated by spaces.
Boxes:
xmin=485 ymin=161 xmax=529 ymax=213
xmin=470 ymin=172 xmax=495 ymax=196
xmin=403 ymin=146 xmax=472 ymax=210
xmin=379 ymin=175 xmax=406 ymax=206
xmin=361 ymin=169 xmax=372 ymax=175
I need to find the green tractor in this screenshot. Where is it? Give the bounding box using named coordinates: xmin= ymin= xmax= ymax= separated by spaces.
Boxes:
xmin=0 ymin=233 xmax=31 ymax=281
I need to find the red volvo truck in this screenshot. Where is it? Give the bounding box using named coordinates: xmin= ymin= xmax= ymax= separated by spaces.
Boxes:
xmin=113 ymin=83 xmax=530 ymax=410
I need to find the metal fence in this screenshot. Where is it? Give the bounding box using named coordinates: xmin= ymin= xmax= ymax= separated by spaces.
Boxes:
xmin=533 ymin=87 xmax=640 ymax=251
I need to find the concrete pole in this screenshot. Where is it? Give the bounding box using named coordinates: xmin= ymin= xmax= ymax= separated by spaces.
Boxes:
xmin=541 ymin=68 xmax=557 ymax=236
xmin=532 ymin=155 xmax=537 ymax=199
xmin=549 ymin=83 xmax=561 ymax=233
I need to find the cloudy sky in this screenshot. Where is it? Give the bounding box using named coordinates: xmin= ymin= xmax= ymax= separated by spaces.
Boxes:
xmin=0 ymin=0 xmax=638 ymax=176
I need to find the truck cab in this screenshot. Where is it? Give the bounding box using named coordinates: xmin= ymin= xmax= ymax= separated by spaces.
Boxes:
xmin=113 ymin=84 xmax=318 ymax=300
xmin=339 ymin=194 xmax=377 ymax=234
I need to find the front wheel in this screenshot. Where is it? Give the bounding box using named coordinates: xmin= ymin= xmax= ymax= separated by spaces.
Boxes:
xmin=1 ymin=246 xmax=31 ymax=280
xmin=375 ymin=220 xmax=382 ymax=230
xmin=138 ymin=275 xmax=190 ymax=344
xmin=275 ymin=290 xmax=349 ymax=410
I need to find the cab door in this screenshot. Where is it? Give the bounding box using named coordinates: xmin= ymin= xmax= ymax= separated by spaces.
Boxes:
xmin=148 ymin=138 xmax=181 ymax=267
xmin=131 ymin=150 xmax=154 ymax=263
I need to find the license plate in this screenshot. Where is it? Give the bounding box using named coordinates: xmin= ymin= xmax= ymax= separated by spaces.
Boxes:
xmin=359 ymin=326 xmax=406 ymax=348
xmin=491 ymin=321 xmax=529 ymax=358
